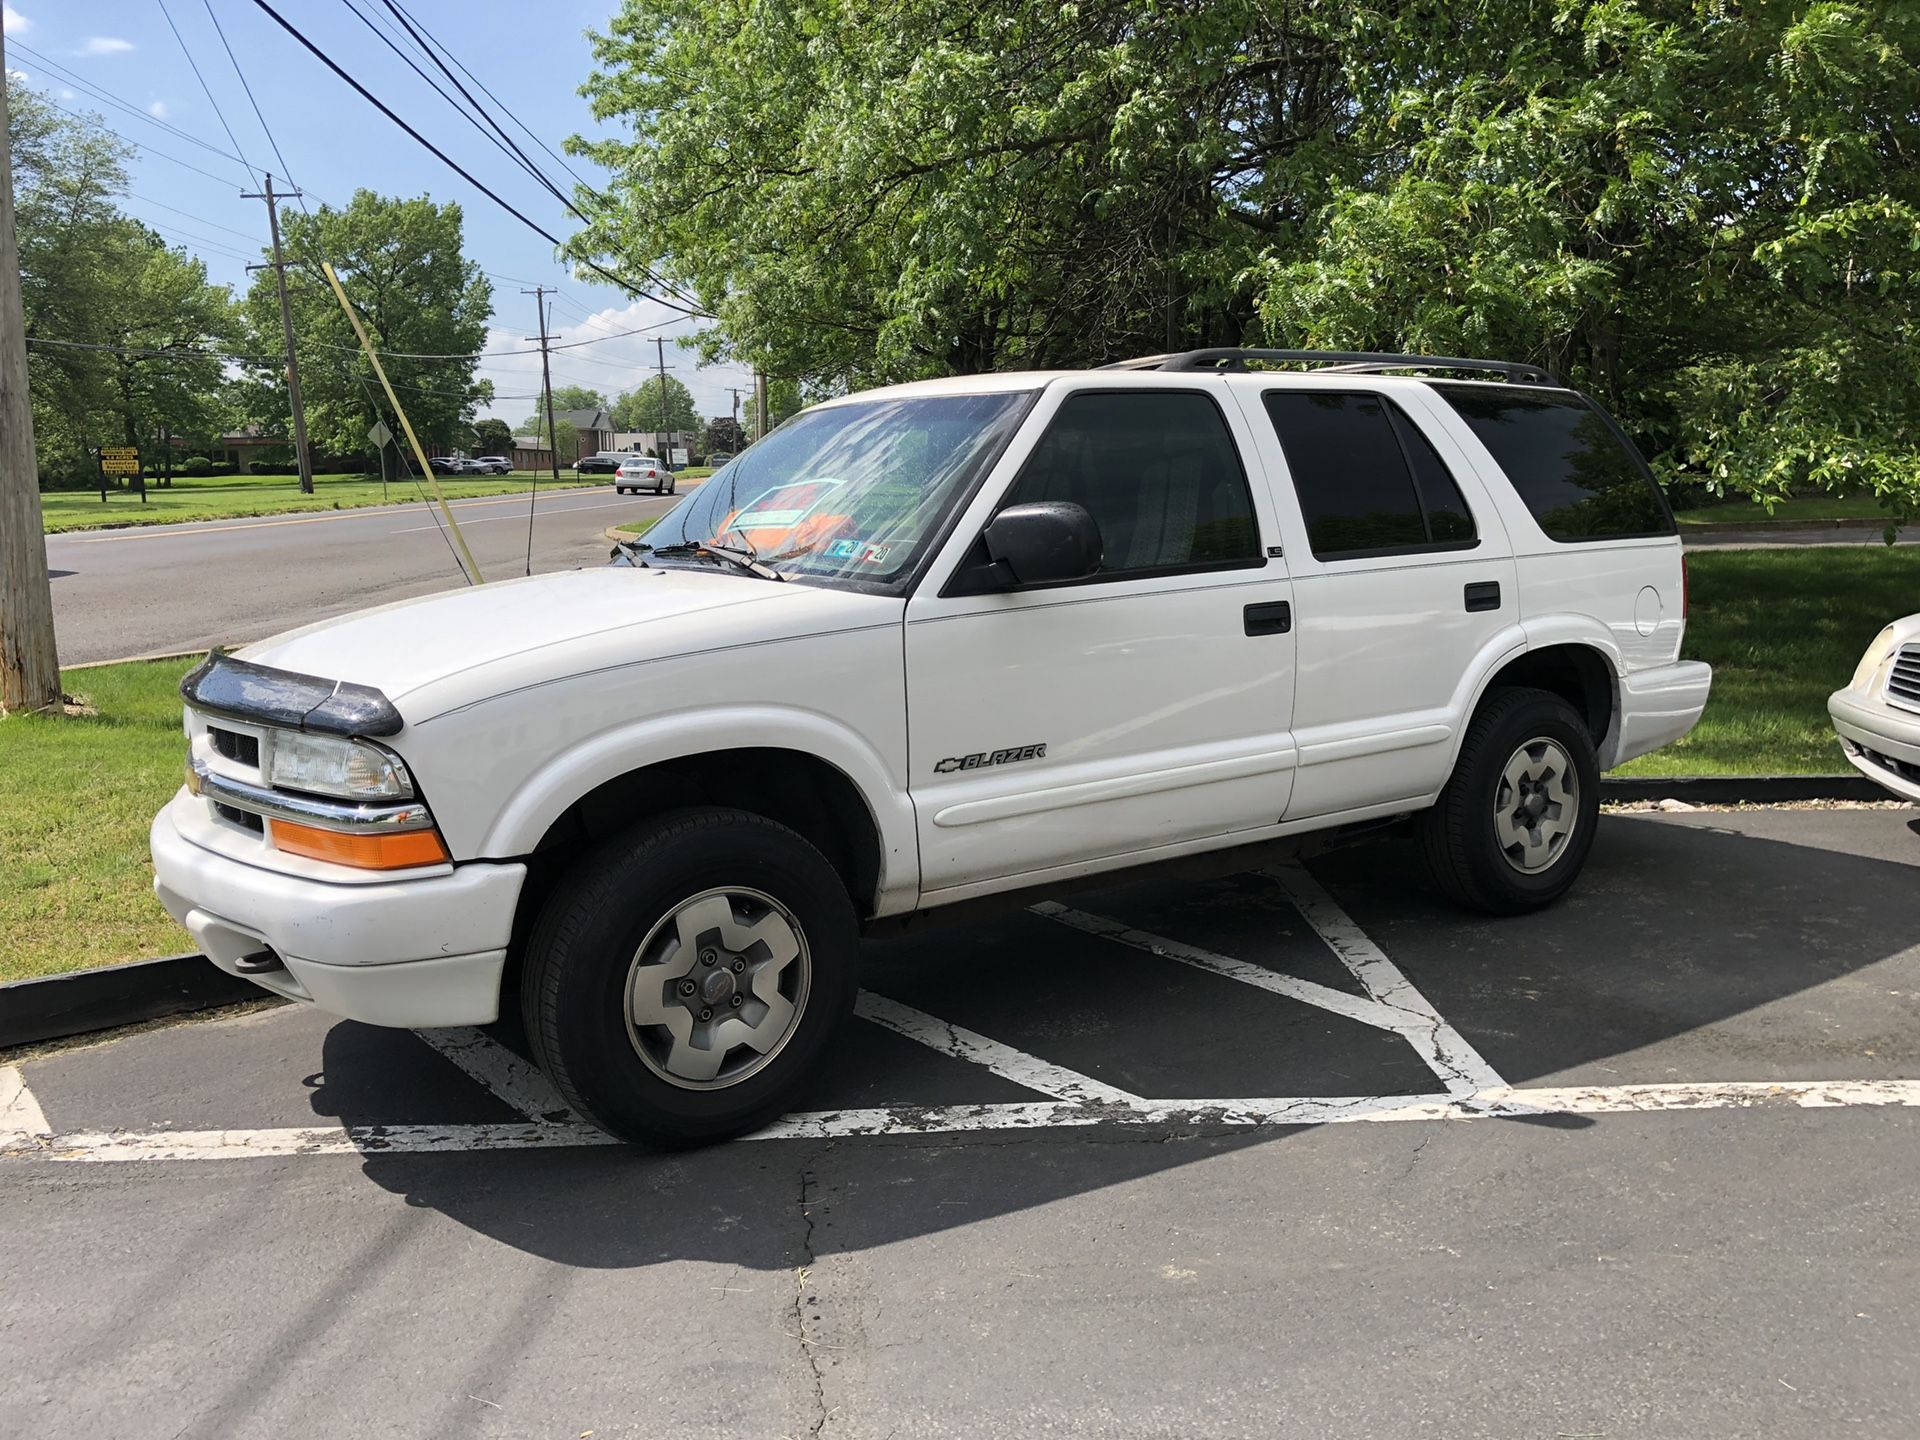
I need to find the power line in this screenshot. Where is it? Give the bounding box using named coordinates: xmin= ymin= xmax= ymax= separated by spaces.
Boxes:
xmin=155 ymin=0 xmax=259 ymax=181
xmin=245 ymin=0 xmax=713 ymax=318
xmin=12 ymin=40 xmax=254 ymax=172
xmin=200 ymin=0 xmax=311 ymax=205
xmin=42 ymin=96 xmax=251 ymax=188
xmin=126 ymin=192 xmax=265 ymax=244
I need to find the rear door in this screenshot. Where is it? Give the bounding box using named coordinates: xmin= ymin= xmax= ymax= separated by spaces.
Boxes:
xmin=1235 ymin=382 xmax=1520 ymax=820
xmin=905 ymin=382 xmax=1298 ymax=897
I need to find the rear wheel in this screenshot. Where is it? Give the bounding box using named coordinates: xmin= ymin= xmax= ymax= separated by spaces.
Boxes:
xmin=1418 ymin=686 xmax=1600 ymax=914
xmin=521 ymin=807 xmax=859 ymax=1146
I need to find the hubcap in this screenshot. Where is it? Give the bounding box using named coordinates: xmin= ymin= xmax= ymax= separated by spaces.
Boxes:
xmin=1492 ymin=737 xmax=1579 ymax=874
xmin=623 ymin=887 xmax=810 ymax=1090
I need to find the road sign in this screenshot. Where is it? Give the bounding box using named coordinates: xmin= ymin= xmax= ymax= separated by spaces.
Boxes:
xmin=97 ymin=445 xmax=140 ymax=476
xmin=670 ymin=448 xmax=689 ymax=467
xmin=367 ymin=419 xmax=393 ymax=450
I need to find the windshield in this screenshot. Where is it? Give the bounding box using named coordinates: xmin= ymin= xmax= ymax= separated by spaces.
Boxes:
xmin=637 ymin=391 xmax=1033 ymax=586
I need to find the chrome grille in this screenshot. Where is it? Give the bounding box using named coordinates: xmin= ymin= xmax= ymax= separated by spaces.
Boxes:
xmin=1889 ymin=643 xmax=1920 ymax=713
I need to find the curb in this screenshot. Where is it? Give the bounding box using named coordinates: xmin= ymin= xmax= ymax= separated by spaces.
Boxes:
xmin=0 ymin=954 xmax=262 ymax=1052
xmin=64 ymin=648 xmax=206 ymax=672
xmin=1599 ymin=774 xmax=1889 ymax=804
xmin=1679 ymin=517 xmax=1901 ymax=536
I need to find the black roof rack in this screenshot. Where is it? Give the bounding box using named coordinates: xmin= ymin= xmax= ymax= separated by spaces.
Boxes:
xmin=1100 ymin=348 xmax=1555 ymax=385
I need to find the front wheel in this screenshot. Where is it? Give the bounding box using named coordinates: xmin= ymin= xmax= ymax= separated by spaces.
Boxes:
xmin=521 ymin=808 xmax=859 ymax=1146
xmin=1418 ymin=686 xmax=1600 ymax=915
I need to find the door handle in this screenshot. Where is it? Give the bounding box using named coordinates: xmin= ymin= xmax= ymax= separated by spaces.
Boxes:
xmin=1464 ymin=581 xmax=1501 ymax=613
xmin=1244 ymin=601 xmax=1292 ymax=636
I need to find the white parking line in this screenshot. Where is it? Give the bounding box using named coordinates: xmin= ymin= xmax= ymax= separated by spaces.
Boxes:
xmin=413 ymin=1028 xmax=584 ymax=1125
xmin=854 ymin=992 xmax=1146 ymax=1107
xmin=1031 ymin=902 xmax=1412 ymax=1035
xmin=1267 ymin=864 xmax=1507 ymax=1094
xmin=9 ymin=1080 xmax=1920 ymax=1162
xmin=0 ymin=1067 xmax=51 ymax=1144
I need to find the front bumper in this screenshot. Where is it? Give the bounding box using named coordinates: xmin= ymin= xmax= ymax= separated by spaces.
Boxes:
xmin=1608 ymin=660 xmax=1713 ymax=768
xmin=150 ymin=797 xmax=526 ymax=1027
xmin=1829 ymin=689 xmax=1920 ymax=803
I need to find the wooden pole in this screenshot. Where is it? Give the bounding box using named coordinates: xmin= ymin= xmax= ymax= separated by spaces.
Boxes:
xmin=0 ymin=40 xmax=62 ymax=714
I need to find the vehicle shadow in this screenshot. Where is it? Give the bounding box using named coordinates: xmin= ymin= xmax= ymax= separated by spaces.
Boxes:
xmin=323 ymin=813 xmax=1920 ymax=1271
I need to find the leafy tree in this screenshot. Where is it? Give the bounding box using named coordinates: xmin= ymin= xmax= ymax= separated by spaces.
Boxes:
xmin=552 ymin=418 xmax=581 ymax=465
xmin=472 ymin=417 xmax=514 ymax=454
xmin=610 ymin=375 xmax=698 ymax=434
xmin=570 ymin=0 xmax=1349 ymax=385
xmin=243 ymin=190 xmax=492 ymax=462
xmin=1256 ymin=1 xmax=1920 ymax=520
xmin=570 ymin=0 xmax=1920 ymax=517
xmin=704 ymin=416 xmax=744 ymax=454
xmin=11 ymin=85 xmax=137 ymax=480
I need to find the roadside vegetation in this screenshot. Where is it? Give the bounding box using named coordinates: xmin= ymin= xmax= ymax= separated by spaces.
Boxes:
xmin=5 ymin=547 xmax=1910 ymax=981
xmin=1671 ymin=493 xmax=1908 ymax=530
xmin=40 ymin=470 xmax=604 ymax=534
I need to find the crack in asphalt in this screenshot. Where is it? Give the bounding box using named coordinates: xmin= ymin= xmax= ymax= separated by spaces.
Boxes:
xmin=790 ymin=1153 xmax=831 ymax=1438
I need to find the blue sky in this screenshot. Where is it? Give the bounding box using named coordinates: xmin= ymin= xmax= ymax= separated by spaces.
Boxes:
xmin=3 ymin=0 xmax=756 ymax=430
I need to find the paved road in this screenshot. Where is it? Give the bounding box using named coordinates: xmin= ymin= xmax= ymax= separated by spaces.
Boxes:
xmin=47 ymin=485 xmax=690 ymax=666
xmin=5 ymin=806 xmax=1919 ymax=1437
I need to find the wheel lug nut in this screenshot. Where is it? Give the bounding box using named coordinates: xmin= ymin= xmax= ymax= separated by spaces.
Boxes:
xmin=730 ymin=994 xmax=743 ymax=1008
xmin=698 ymin=1007 xmax=713 ymax=1021
xmin=730 ymin=959 xmax=745 ymax=973
xmin=678 ymin=979 xmax=697 ymax=996
xmin=700 ymin=949 xmax=717 ymax=966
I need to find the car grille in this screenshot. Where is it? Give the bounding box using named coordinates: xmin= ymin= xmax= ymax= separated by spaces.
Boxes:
xmin=207 ymin=724 xmax=260 ymax=768
xmin=1889 ymin=644 xmax=1920 ymax=713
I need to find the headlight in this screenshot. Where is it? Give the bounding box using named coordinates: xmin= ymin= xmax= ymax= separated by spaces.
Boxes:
xmin=1851 ymin=625 xmax=1899 ymax=691
xmin=267 ymin=731 xmax=415 ymax=799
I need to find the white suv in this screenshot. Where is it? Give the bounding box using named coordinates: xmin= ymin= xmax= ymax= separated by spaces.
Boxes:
xmin=150 ymin=349 xmax=1709 ymax=1145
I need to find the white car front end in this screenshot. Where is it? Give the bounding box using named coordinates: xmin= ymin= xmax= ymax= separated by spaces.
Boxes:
xmin=1830 ymin=616 xmax=1920 ymax=801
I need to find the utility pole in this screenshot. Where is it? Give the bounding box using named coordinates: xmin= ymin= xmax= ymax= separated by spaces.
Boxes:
xmin=243 ymin=174 xmax=315 ymax=495
xmin=755 ymin=370 xmax=769 ymax=444
xmin=654 ymin=336 xmax=674 ymax=462
xmin=522 ymin=286 xmax=561 ymax=577
xmin=0 ymin=36 xmax=60 ymax=713
xmin=726 ymin=386 xmax=745 ymax=450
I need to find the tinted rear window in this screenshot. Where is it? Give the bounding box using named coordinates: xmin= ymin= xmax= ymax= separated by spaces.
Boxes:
xmin=1435 ymin=387 xmax=1673 ymax=542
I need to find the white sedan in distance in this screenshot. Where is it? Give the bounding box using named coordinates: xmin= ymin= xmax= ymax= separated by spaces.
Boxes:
xmin=1830 ymin=614 xmax=1920 ymax=801
xmin=615 ymin=456 xmax=675 ymax=496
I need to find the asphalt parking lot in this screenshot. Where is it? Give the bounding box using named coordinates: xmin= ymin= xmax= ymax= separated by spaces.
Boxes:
xmin=5 ymin=806 xmax=1920 ymax=1438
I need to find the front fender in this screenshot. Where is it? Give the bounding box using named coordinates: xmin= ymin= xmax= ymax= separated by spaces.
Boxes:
xmin=471 ymin=704 xmax=917 ymax=911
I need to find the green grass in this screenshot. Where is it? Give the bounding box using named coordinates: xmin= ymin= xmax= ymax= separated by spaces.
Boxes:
xmin=614 ymin=517 xmax=662 ymax=538
xmin=1671 ymin=491 xmax=1904 ymax=527
xmin=39 ymin=469 xmax=604 ymax=534
xmin=3 ymin=547 xmax=1906 ymax=980
xmin=0 ymin=657 xmax=200 ymax=982
xmin=1614 ymin=547 xmax=1920 ymax=777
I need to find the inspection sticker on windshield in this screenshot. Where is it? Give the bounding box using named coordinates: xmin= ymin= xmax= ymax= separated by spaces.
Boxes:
xmin=825 ymin=538 xmax=861 ymax=559
xmin=858 ymin=544 xmax=891 ymax=564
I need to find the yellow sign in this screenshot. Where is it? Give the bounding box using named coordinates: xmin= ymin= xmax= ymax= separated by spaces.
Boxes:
xmin=98 ymin=446 xmax=141 ymax=476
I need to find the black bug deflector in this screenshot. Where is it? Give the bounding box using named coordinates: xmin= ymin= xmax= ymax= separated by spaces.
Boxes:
xmin=180 ymin=651 xmax=404 ymax=737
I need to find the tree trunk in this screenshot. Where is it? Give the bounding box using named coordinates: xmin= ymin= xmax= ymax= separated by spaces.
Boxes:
xmin=0 ymin=42 xmax=62 ymax=714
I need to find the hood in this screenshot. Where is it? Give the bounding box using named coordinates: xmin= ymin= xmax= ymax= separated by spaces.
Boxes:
xmin=237 ymin=566 xmax=892 ymax=715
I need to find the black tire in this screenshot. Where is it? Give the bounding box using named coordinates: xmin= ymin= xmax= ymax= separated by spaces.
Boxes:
xmin=521 ymin=807 xmax=859 ymax=1147
xmin=1418 ymin=686 xmax=1601 ymax=915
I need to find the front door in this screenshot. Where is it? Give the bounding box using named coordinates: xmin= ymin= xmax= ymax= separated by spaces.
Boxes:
xmin=906 ymin=384 xmax=1298 ymax=898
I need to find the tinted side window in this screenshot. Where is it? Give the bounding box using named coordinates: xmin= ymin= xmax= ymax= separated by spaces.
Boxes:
xmin=1435 ymin=386 xmax=1674 ymax=541
xmin=1002 ymin=391 xmax=1259 ymax=576
xmin=1263 ymin=391 xmax=1479 ymax=559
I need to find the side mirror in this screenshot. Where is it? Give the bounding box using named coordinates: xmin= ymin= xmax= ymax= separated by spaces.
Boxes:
xmin=974 ymin=501 xmax=1103 ymax=589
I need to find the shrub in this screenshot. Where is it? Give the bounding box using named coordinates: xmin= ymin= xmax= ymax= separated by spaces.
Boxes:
xmin=181 ymin=455 xmax=213 ymax=476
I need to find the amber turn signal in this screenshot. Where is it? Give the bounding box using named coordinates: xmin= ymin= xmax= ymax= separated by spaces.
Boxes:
xmin=269 ymin=819 xmax=450 ymax=870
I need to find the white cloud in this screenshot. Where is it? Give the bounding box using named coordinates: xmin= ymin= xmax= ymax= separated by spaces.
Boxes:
xmin=474 ymin=297 xmax=755 ymax=433
xmin=58 ymin=86 xmax=73 ymax=99
xmin=147 ymin=99 xmax=168 ymax=119
xmin=3 ymin=6 xmax=31 ymax=36
xmin=79 ymin=35 xmax=133 ymax=56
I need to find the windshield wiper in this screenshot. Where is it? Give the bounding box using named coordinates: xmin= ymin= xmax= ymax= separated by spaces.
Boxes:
xmin=648 ymin=540 xmax=785 ymax=581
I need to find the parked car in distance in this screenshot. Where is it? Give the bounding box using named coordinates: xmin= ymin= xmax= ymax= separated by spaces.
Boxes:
xmin=427 ymin=455 xmax=461 ymax=474
xmin=616 ymin=455 xmax=675 ymax=496
xmin=576 ymin=452 xmax=624 ymax=474
xmin=1830 ymin=616 xmax=1920 ymax=800
xmin=709 ymin=450 xmax=734 ymax=465
xmin=473 ymin=456 xmax=513 ymax=475
xmin=151 ymin=346 xmax=1710 ymax=1149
